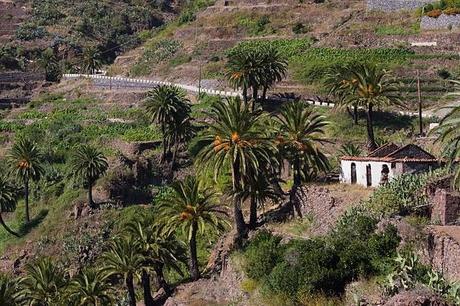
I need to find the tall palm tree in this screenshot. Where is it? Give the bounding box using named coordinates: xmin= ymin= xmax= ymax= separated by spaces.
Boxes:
xmin=276 ymin=101 xmax=329 ymax=217
xmin=0 ymin=176 xmax=19 ymax=237
xmin=259 ymin=45 xmax=288 ymax=102
xmin=18 ymin=257 xmax=68 ymax=305
xmin=158 ymin=176 xmax=228 ymax=280
xmin=0 ymin=273 xmax=20 ymax=305
xmin=225 ymin=49 xmax=261 ymax=105
xmin=334 ymin=63 xmax=401 ymax=151
xmin=144 ymin=85 xmax=191 ymax=162
xmin=9 ymin=138 xmax=44 ymax=223
xmin=69 ymin=145 xmax=108 ymax=208
xmin=81 ymin=46 xmax=102 ymax=74
xmin=434 ymin=105 xmax=460 ymax=189
xmin=338 ymin=142 xmax=363 ymax=157
xmin=125 ymin=218 xmax=185 ymax=305
xmin=101 ymin=237 xmax=144 ymax=306
xmin=166 ymin=112 xmax=195 ymax=171
xmin=196 ymin=98 xmax=276 ymax=243
xmin=325 ymin=63 xmax=360 ymax=124
xmin=66 ymin=269 xmax=114 ymax=306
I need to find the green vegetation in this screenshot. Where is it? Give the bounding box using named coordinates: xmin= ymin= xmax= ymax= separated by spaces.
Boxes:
xmin=241 ymin=213 xmax=400 ymax=304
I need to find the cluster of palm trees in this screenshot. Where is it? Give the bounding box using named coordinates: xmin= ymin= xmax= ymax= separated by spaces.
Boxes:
xmin=226 ymin=44 xmax=288 ymax=109
xmin=0 ymin=140 xmax=108 ymax=237
xmin=325 ymin=62 xmax=401 ymax=152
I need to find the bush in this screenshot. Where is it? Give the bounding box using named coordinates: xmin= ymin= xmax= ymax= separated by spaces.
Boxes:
xmin=443 ymin=7 xmax=460 ymax=14
xmin=243 ymin=230 xmax=284 ymax=280
xmin=16 ymin=23 xmax=48 ymax=41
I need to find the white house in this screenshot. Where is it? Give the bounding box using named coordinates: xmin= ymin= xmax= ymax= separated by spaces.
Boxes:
xmin=340 ymin=144 xmax=439 ymax=188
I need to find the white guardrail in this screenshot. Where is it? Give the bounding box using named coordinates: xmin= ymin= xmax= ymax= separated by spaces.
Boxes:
xmin=62 ymin=74 xmax=434 ymax=117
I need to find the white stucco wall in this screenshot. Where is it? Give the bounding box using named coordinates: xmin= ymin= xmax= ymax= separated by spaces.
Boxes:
xmin=340 ymin=160 xmax=395 ymax=188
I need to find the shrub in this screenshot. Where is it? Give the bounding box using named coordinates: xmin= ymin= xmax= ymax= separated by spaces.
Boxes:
xmin=243 ymin=230 xmax=284 ymax=280
xmin=443 ymin=7 xmax=460 ymax=14
xmin=16 ymin=23 xmax=48 ymax=41
xmin=292 ymin=22 xmax=310 ymax=34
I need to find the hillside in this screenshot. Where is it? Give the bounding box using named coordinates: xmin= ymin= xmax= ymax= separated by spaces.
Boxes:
xmin=1 ymin=1 xmax=460 ymax=306
xmin=111 ymin=0 xmax=460 ymax=110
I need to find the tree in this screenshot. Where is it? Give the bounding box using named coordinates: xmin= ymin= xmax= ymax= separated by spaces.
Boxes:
xmin=145 ymin=85 xmax=191 ymax=163
xmin=81 ymin=46 xmax=102 ymax=75
xmin=9 ymin=138 xmax=44 ymax=223
xmin=276 ymin=101 xmax=329 ymax=217
xmin=338 ymin=142 xmax=362 ymax=157
xmin=69 ymin=145 xmax=108 ymax=208
xmin=38 ymin=48 xmax=61 ymax=82
xmin=225 ymin=48 xmax=261 ymax=105
xmin=0 ymin=176 xmax=19 ymax=237
xmin=325 ymin=63 xmax=360 ymax=124
xmin=259 ymin=45 xmax=288 ymax=102
xmin=101 ymin=237 xmax=144 ymax=306
xmin=196 ymin=98 xmax=276 ymax=243
xmin=125 ymin=218 xmax=185 ymax=305
xmin=18 ymin=257 xmax=68 ymax=305
xmin=0 ymin=273 xmax=20 ymax=305
xmin=158 ymin=176 xmax=228 ymax=280
xmin=66 ymin=269 xmax=114 ymax=306
xmin=333 ymin=63 xmax=401 ymax=151
xmin=434 ymin=105 xmax=460 ymax=189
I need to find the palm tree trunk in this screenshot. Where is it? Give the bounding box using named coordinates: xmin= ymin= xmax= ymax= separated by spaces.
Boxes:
xmin=366 ymin=103 xmax=377 ymax=152
xmin=126 ymin=273 xmax=136 ymax=306
xmin=0 ymin=213 xmax=19 ymax=237
xmin=252 ymin=86 xmax=258 ymax=111
xmin=161 ymin=125 xmax=167 ymax=162
xmin=141 ymin=269 xmax=154 ymax=306
xmin=24 ymin=176 xmax=30 ymax=223
xmin=189 ymin=221 xmax=200 ymax=281
xmin=171 ymin=134 xmax=179 ymax=171
xmin=88 ymin=181 xmax=94 ymax=208
xmin=232 ymin=160 xmax=247 ymax=245
xmin=290 ymin=158 xmax=303 ymax=218
xmin=243 ymin=85 xmax=248 ymax=105
xmin=154 ymin=263 xmax=169 ymax=294
xmin=262 ymin=85 xmax=268 ymax=102
xmin=249 ymin=196 xmax=257 ymax=230
xmin=353 ymin=105 xmax=358 ymax=125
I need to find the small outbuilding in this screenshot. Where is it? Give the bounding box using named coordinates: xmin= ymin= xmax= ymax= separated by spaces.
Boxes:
xmin=340 ymin=143 xmax=439 ymax=188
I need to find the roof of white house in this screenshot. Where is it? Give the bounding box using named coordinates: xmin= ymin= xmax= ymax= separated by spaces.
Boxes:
xmin=341 ymin=144 xmax=438 ymax=163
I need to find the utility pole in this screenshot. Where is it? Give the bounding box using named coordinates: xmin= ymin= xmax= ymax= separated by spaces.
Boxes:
xmin=417 ymin=70 xmax=424 ymax=136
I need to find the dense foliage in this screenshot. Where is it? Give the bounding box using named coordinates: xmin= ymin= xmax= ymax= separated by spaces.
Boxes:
xmin=242 ymin=212 xmax=400 ymax=303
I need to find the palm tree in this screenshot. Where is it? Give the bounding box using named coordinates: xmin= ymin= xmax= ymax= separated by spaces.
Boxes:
xmin=66 ymin=269 xmax=114 ymax=306
xmin=38 ymin=48 xmax=60 ymax=82
xmin=125 ymin=218 xmax=185 ymax=305
xmin=325 ymin=63 xmax=360 ymax=124
xmin=338 ymin=142 xmax=363 ymax=157
xmin=0 ymin=176 xmax=19 ymax=237
xmin=259 ymin=45 xmax=288 ymax=102
xmin=225 ymin=48 xmax=261 ymax=105
xmin=101 ymin=237 xmax=144 ymax=306
xmin=166 ymin=112 xmax=195 ymax=171
xmin=9 ymin=138 xmax=44 ymax=223
xmin=434 ymin=105 xmax=460 ymax=189
xmin=0 ymin=273 xmax=20 ymax=305
xmin=334 ymin=63 xmax=401 ymax=151
xmin=69 ymin=145 xmax=108 ymax=208
xmin=144 ymin=85 xmax=191 ymax=162
xmin=196 ymin=98 xmax=276 ymax=243
xmin=276 ymin=101 xmax=329 ymax=217
xmin=158 ymin=176 xmax=228 ymax=280
xmin=81 ymin=46 xmax=102 ymax=74
xmin=18 ymin=257 xmax=68 ymax=305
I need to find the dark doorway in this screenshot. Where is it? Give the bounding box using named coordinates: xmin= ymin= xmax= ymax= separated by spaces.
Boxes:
xmin=366 ymin=164 xmax=372 ymax=187
xmin=351 ymin=163 xmax=357 ymax=184
xmin=380 ymin=164 xmax=390 ymax=185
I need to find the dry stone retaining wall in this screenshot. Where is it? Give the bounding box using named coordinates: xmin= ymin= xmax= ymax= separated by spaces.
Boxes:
xmin=421 ymin=15 xmax=460 ymax=30
xmin=366 ymin=0 xmax=431 ymax=11
xmin=427 ymin=227 xmax=460 ymax=281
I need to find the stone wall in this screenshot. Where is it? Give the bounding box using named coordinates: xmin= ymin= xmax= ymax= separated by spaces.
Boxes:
xmin=366 ymin=0 xmax=431 ymax=11
xmin=421 ymin=15 xmax=460 ymax=30
xmin=430 ymin=189 xmax=460 ymax=225
xmin=427 ymin=227 xmax=460 ymax=281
